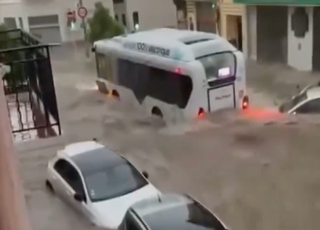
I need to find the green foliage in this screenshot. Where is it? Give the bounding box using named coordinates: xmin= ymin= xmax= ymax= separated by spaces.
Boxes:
xmin=0 ymin=24 xmax=10 ymax=50
xmin=88 ymin=2 xmax=124 ymax=43
xmin=0 ymin=24 xmax=24 ymax=86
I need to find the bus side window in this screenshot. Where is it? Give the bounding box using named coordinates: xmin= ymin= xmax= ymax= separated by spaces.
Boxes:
xmin=97 ymin=54 xmax=105 ymax=79
xmin=105 ymin=55 xmax=113 ymax=82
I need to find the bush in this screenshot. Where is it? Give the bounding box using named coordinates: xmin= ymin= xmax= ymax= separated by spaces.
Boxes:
xmin=88 ymin=2 xmax=124 ymax=43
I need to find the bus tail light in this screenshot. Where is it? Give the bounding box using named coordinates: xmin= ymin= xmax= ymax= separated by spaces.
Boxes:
xmin=175 ymin=67 xmax=182 ymax=74
xmin=242 ymin=96 xmax=249 ymax=109
xmin=198 ymin=108 xmax=204 ymax=118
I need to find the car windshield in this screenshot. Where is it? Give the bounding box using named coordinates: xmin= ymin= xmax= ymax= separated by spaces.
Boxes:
xmin=143 ymin=202 xmax=226 ymax=230
xmin=198 ymin=52 xmax=236 ymax=80
xmin=84 ymin=162 xmax=148 ymax=202
xmin=279 ymin=92 xmax=308 ymax=112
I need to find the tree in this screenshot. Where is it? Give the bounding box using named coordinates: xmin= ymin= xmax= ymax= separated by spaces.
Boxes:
xmin=88 ymin=2 xmax=124 ymax=43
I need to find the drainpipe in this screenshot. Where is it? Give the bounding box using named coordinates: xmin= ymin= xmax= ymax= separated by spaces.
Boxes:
xmin=0 ymin=64 xmax=31 ymax=230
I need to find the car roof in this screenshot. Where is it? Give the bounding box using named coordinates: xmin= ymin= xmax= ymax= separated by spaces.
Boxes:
xmin=62 ymin=141 xmax=126 ymax=174
xmin=131 ymin=193 xmax=227 ymax=230
xmin=306 ymin=86 xmax=320 ymax=100
xmin=63 ymin=141 xmax=105 ymax=157
xmin=131 ymin=194 xmax=191 ymax=216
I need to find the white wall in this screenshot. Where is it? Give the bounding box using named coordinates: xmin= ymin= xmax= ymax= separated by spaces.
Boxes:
xmin=0 ymin=0 xmax=114 ymax=42
xmin=245 ymin=5 xmax=257 ymax=60
xmin=287 ymin=6 xmax=313 ymax=71
xmin=126 ymin=0 xmax=176 ymax=31
xmin=114 ymin=2 xmax=126 ymax=18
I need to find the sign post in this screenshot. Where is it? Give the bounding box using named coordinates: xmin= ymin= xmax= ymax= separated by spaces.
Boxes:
xmin=77 ymin=5 xmax=89 ymax=58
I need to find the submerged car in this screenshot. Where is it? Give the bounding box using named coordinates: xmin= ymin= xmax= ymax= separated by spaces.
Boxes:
xmin=119 ymin=193 xmax=229 ymax=230
xmin=279 ymin=84 xmax=320 ymax=114
xmin=46 ymin=139 xmax=160 ymax=229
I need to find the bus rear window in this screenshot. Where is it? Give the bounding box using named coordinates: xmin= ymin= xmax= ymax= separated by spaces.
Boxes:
xmin=198 ymin=52 xmax=236 ymax=80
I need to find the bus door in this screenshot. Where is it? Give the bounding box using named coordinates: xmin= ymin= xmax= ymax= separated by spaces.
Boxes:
xmin=207 ymin=81 xmax=236 ymax=112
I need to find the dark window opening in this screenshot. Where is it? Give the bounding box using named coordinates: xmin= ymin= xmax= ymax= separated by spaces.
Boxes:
xmin=115 ymin=15 xmax=119 ymax=21
xmin=125 ymin=212 xmax=141 ymax=230
xmin=143 ymin=201 xmax=226 ymax=230
xmin=54 ymin=159 xmax=86 ymax=201
xmin=133 ymin=11 xmax=139 ymax=27
xmin=294 ymin=98 xmax=320 ymax=114
xmin=116 ymin=59 xmax=193 ymax=108
xmin=122 ymin=14 xmax=127 ymax=26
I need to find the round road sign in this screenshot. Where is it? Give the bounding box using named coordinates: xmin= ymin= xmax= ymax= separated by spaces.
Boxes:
xmin=78 ymin=6 xmax=88 ymax=18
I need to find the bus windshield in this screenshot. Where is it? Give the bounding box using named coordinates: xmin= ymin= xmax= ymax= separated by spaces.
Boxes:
xmin=198 ymin=52 xmax=236 ymax=80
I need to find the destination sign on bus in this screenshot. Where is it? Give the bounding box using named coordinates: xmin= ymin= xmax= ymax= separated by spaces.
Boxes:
xmin=123 ymin=41 xmax=170 ymax=57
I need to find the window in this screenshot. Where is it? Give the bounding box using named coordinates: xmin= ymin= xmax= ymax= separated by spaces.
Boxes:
xmin=279 ymin=92 xmax=307 ymax=112
xmin=115 ymin=15 xmax=119 ymax=21
xmin=96 ymin=53 xmax=113 ymax=81
xmin=126 ymin=213 xmax=141 ymax=230
xmin=84 ymin=162 xmax=148 ymax=202
xmin=54 ymin=159 xmax=86 ymax=200
xmin=122 ymin=14 xmax=127 ymax=26
xmin=3 ymin=17 xmax=17 ymax=29
xmin=295 ymin=98 xmax=320 ymax=114
xmin=132 ymin=11 xmax=139 ymax=28
xmin=198 ymin=52 xmax=236 ymax=80
xmin=19 ymin=17 xmax=24 ymax=29
xmin=143 ymin=202 xmax=226 ymax=230
xmin=117 ymin=59 xmax=193 ymax=108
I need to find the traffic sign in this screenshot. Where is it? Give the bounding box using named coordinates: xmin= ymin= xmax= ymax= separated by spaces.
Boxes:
xmin=67 ymin=10 xmax=75 ymax=19
xmin=78 ymin=6 xmax=88 ymax=18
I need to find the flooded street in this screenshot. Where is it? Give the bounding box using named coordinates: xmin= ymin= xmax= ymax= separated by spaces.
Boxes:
xmin=16 ymin=50 xmax=320 ymax=230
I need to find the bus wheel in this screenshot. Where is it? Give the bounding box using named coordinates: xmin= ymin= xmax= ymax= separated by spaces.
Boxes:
xmin=112 ymin=90 xmax=120 ymax=99
xmin=151 ymin=107 xmax=163 ymax=118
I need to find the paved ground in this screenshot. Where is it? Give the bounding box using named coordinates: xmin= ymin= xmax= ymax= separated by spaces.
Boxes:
xmin=15 ymin=49 xmax=320 ymax=230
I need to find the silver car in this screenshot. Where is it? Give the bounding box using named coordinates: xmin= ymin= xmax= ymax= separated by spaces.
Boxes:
xmin=119 ymin=193 xmax=229 ymax=230
xmin=279 ymin=84 xmax=320 ymax=114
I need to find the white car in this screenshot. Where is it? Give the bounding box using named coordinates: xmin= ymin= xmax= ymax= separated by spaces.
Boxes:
xmin=46 ymin=139 xmax=160 ymax=229
xmin=279 ymin=84 xmax=320 ymax=114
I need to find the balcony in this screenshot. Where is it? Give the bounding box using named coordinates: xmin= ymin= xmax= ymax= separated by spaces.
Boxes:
xmin=0 ymin=29 xmax=61 ymax=142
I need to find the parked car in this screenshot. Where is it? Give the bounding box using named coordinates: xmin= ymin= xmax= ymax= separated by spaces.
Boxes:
xmin=279 ymin=83 xmax=320 ymax=114
xmin=119 ymin=193 xmax=229 ymax=230
xmin=46 ymin=139 xmax=160 ymax=229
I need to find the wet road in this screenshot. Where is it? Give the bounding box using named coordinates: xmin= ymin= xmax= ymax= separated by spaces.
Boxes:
xmin=16 ymin=54 xmax=320 ymax=230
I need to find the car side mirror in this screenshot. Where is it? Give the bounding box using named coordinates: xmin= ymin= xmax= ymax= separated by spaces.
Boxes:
xmin=74 ymin=193 xmax=84 ymax=202
xmin=142 ymin=171 xmax=149 ymax=179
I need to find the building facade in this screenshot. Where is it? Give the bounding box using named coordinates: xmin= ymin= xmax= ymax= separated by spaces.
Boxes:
xmin=236 ymin=0 xmax=320 ymax=71
xmin=220 ymin=0 xmax=245 ymax=51
xmin=113 ymin=0 xmax=177 ymax=32
xmin=0 ymin=0 xmax=114 ymax=43
xmin=185 ymin=0 xmax=217 ymax=33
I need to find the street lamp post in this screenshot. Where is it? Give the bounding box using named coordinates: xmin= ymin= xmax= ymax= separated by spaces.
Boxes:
xmin=0 ymin=64 xmax=31 ymax=230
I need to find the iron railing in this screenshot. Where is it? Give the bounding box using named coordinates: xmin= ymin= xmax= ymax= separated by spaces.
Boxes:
xmin=0 ymin=29 xmax=61 ymax=141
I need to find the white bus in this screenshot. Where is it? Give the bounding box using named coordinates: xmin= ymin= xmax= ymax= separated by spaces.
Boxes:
xmin=93 ymin=28 xmax=248 ymax=121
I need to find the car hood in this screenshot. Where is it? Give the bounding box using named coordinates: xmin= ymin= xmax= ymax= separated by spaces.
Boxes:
xmin=92 ymin=184 xmax=159 ymax=229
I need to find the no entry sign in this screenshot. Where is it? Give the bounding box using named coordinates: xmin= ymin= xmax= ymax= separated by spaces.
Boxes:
xmin=77 ymin=6 xmax=88 ymax=18
xmin=67 ymin=10 xmax=75 ymax=19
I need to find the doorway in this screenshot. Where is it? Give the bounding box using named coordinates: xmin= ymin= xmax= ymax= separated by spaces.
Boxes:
xmin=256 ymin=6 xmax=288 ymax=64
xmin=226 ymin=15 xmax=242 ymax=51
xmin=313 ymin=7 xmax=320 ymax=71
